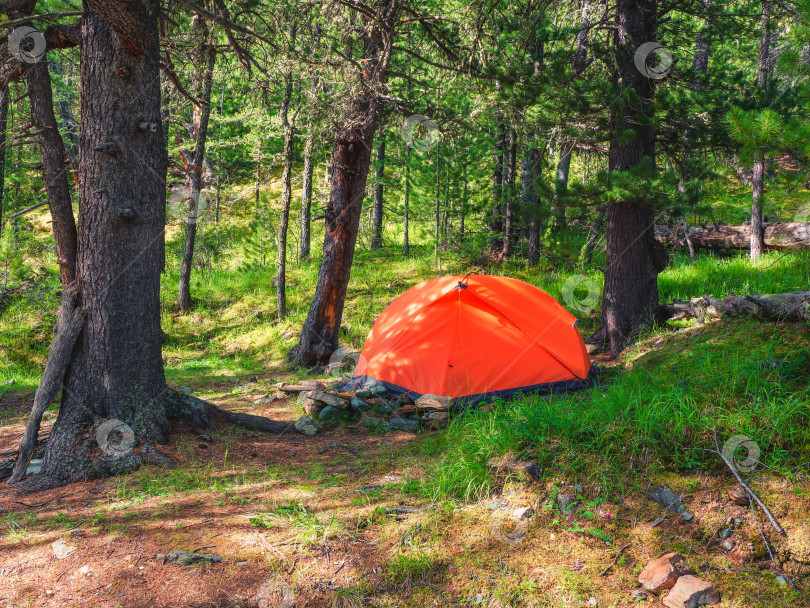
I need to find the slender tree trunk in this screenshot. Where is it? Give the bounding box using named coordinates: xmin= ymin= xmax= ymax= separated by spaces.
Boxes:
xmin=179 ymin=18 xmax=215 ymax=311
xmin=49 ymin=62 xmax=80 ymax=173
xmin=503 ymin=127 xmax=517 ymax=257
xmin=291 ymin=0 xmax=399 ymax=366
xmin=276 ymin=70 xmax=294 ymax=320
xmin=524 ymin=147 xmax=540 ymax=262
xmin=403 ymin=147 xmax=410 ymax=255
xmin=691 ymin=0 xmax=712 ymax=91
xmin=371 ymin=126 xmax=385 ymax=250
xmin=583 ymin=207 xmax=606 ymax=265
xmin=751 ymin=0 xmax=770 ymax=261
xmin=41 ymin=1 xmax=170 ymax=484
xmin=573 ymin=0 xmax=590 ymax=76
xmin=434 ymin=141 xmax=441 ymax=258
xmin=552 ymin=149 xmax=571 ymax=230
xmin=490 ymin=117 xmax=505 ymax=252
xmin=299 ymin=120 xmax=314 ymax=260
xmin=254 ymin=139 xmax=262 ymax=204
xmin=550 ymin=0 xmax=589 ymax=232
xmin=590 ymin=0 xmax=668 ymax=356
xmin=459 ymin=161 xmax=467 ymax=244
xmin=27 ymin=61 xmax=78 ymax=286
xmin=11 ymin=0 xmax=81 ymax=285
xmin=0 ymin=89 xmax=8 ymax=237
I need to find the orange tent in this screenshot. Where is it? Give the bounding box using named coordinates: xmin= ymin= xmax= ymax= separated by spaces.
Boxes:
xmin=345 ymin=274 xmax=596 ymax=403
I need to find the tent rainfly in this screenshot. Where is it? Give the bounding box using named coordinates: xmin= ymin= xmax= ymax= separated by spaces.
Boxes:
xmin=343 ymin=274 xmax=597 ymax=405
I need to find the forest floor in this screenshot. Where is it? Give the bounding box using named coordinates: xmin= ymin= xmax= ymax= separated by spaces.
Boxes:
xmin=0 ymin=198 xmax=809 ymax=607
xmin=0 ymin=316 xmax=808 ymax=608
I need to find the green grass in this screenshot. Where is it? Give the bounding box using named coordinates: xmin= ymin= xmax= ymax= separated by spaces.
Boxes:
xmin=2 ymin=180 xmax=809 ymax=515
xmin=420 ymin=320 xmax=810 ymax=502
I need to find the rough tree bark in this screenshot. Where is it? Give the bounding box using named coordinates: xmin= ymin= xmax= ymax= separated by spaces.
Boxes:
xmin=290 ymin=0 xmax=399 ymax=366
xmin=589 ymin=0 xmax=668 ymax=356
xmin=751 ymin=0 xmax=770 ymax=260
xmin=179 ymin=16 xmax=216 ymax=311
xmin=276 ymin=68 xmax=295 ymax=320
xmin=370 ymin=125 xmax=385 ymax=250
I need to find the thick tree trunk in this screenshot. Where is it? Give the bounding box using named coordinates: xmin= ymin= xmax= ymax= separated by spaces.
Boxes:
xmin=27 ymin=59 xmax=78 ymax=285
xmin=291 ymin=2 xmax=398 ymax=366
xmin=299 ymin=120 xmax=314 ymax=260
xmin=179 ymin=18 xmax=215 ymax=311
xmin=657 ymin=291 xmax=810 ymax=324
xmin=370 ymin=127 xmax=385 ymax=250
xmin=403 ymin=147 xmax=410 ymax=255
xmin=751 ymin=1 xmax=770 ymax=261
xmin=490 ymin=117 xmax=505 ymax=252
xmin=590 ymin=0 xmax=667 ymax=356
xmin=656 ymin=222 xmax=810 ymax=251
xmin=276 ymin=70 xmax=294 ymax=321
xmin=38 ymin=1 xmax=174 ymax=485
xmin=502 ymin=127 xmax=517 ymax=257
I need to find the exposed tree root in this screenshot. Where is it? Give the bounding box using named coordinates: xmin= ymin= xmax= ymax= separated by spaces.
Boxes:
xmin=656 ymin=290 xmax=810 ymax=324
xmin=8 ymin=387 xmax=296 ymax=491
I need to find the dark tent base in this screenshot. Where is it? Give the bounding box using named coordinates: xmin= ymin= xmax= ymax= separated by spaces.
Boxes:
xmin=339 ymin=366 xmax=599 ymax=408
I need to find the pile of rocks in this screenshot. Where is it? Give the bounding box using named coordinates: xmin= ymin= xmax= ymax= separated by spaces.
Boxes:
xmin=638 ymin=552 xmax=720 ymax=608
xmin=288 ymin=379 xmax=453 ymax=436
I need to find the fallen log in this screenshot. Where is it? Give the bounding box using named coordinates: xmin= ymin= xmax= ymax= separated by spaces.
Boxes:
xmin=656 ymin=222 xmax=810 ymax=251
xmin=657 ymin=291 xmax=810 ymax=323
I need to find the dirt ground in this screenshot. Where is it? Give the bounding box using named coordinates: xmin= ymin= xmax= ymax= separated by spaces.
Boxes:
xmin=0 ymin=382 xmax=807 ymax=608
